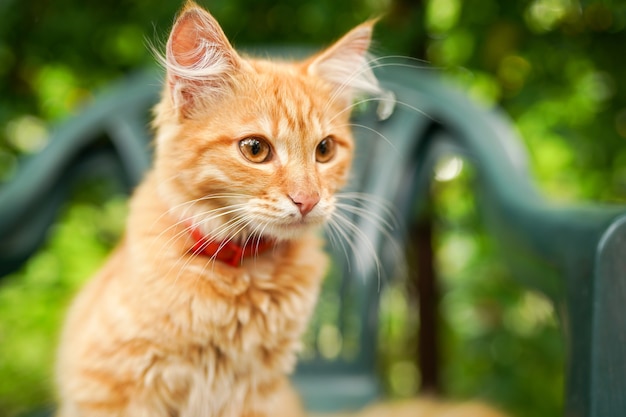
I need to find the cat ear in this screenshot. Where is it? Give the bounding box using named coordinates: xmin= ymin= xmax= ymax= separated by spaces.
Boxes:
xmin=306 ymin=21 xmax=385 ymax=104
xmin=163 ymin=2 xmax=241 ymax=116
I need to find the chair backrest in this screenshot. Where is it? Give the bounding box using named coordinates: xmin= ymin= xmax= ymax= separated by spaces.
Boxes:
xmin=2 ymin=51 xmax=626 ymax=417
xmin=367 ymin=60 xmax=626 ymax=417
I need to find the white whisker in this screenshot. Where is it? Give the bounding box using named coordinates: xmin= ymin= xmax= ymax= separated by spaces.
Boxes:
xmin=164 ymin=214 xmax=245 ymax=285
xmin=330 ymin=96 xmax=437 ymax=126
xmin=152 ymin=203 xmax=249 ymax=265
xmin=336 ymin=192 xmax=400 ymax=229
xmin=324 ymin=217 xmax=354 ymax=273
xmin=330 ymin=209 xmax=382 ymax=280
xmin=337 ymin=122 xmax=398 ymax=152
xmin=324 ymin=190 xmax=406 ymax=288
xmin=335 ymin=202 xmax=396 ymax=235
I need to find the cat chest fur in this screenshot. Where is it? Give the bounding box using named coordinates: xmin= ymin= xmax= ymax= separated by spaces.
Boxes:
xmin=137 ymin=240 xmax=327 ymax=416
xmin=57 ymin=195 xmax=328 ymax=416
xmin=145 ymin=271 xmax=322 ymax=416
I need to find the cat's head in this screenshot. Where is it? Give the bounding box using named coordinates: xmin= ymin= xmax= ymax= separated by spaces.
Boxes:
xmin=153 ymin=2 xmax=385 ymax=242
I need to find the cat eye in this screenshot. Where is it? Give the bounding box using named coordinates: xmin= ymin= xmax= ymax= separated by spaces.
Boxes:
xmin=239 ymin=137 xmax=272 ymax=163
xmin=316 ymin=137 xmax=336 ymax=163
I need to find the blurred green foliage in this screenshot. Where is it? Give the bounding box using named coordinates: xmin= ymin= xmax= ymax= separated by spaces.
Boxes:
xmin=1 ymin=0 xmax=626 ymax=416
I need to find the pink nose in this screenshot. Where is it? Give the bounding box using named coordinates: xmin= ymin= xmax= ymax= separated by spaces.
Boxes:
xmin=289 ymin=193 xmax=320 ymax=217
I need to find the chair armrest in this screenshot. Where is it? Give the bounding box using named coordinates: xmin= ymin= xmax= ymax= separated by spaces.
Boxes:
xmin=0 ymin=69 xmax=161 ymax=277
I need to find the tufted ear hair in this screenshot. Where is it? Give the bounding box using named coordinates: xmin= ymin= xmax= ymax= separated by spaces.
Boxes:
xmin=162 ymin=1 xmax=242 ymax=117
xmin=306 ymin=21 xmax=385 ymax=105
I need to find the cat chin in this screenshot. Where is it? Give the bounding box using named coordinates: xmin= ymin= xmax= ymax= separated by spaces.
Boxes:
xmin=262 ymin=220 xmax=323 ymax=241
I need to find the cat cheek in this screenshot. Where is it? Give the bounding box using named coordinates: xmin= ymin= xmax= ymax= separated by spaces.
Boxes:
xmin=321 ymin=160 xmax=351 ymax=188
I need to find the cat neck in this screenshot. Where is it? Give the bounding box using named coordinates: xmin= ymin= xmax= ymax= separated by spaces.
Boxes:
xmin=127 ymin=172 xmax=281 ymax=269
xmin=187 ymin=224 xmax=276 ymax=267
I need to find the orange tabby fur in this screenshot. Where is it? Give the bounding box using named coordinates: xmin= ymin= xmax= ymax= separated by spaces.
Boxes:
xmin=56 ymin=2 xmax=508 ymax=417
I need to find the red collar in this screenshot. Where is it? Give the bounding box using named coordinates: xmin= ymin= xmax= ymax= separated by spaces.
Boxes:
xmin=188 ymin=226 xmax=275 ymax=267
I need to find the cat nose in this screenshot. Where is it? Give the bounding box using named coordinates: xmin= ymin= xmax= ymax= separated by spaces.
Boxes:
xmin=289 ymin=192 xmax=320 ymax=217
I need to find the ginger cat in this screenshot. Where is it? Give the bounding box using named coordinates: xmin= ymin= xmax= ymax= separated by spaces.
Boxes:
xmin=55 ymin=2 xmax=508 ymax=417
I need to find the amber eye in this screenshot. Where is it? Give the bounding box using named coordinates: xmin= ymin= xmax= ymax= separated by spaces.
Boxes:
xmin=239 ymin=137 xmax=272 ymax=163
xmin=316 ymin=136 xmax=336 ymax=163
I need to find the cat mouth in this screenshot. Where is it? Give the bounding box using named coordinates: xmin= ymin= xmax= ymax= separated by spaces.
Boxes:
xmin=289 ymin=211 xmax=329 ymax=226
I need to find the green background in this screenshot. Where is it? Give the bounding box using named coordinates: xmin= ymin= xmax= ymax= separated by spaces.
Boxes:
xmin=1 ymin=0 xmax=626 ymax=416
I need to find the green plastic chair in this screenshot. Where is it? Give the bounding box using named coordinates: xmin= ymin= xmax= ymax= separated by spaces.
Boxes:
xmin=1 ymin=50 xmax=626 ymax=417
